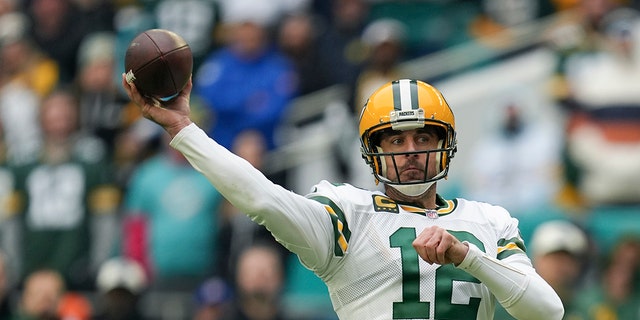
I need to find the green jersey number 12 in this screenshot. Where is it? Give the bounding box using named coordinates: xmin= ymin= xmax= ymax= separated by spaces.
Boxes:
xmin=390 ymin=227 xmax=484 ymax=319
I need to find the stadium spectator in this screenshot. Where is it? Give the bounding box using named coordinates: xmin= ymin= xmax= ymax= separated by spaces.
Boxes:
xmin=277 ymin=12 xmax=333 ymax=96
xmin=216 ymin=130 xmax=288 ymax=281
xmin=494 ymin=220 xmax=591 ymax=319
xmin=221 ymin=244 xmax=288 ymax=320
xmin=25 ymin=0 xmax=93 ymax=84
xmin=94 ymin=257 xmax=148 ymax=320
xmin=192 ymin=277 xmax=232 ymax=320
xmin=572 ymin=237 xmax=640 ymax=318
xmin=10 ymin=88 xmax=119 ymax=290
xmin=193 ymin=0 xmax=298 ymax=151
xmin=0 ymin=11 xmax=59 ymax=99
xmin=11 ymin=269 xmax=65 ymax=320
xmin=0 ymin=12 xmax=55 ymax=164
xmin=353 ymin=18 xmax=406 ymax=114
xmin=122 ymin=132 xmax=224 ymax=286
xmin=110 ymin=118 xmax=163 ymax=192
xmin=73 ymin=31 xmax=128 ymax=159
xmin=0 ymin=251 xmax=13 ymax=320
xmin=464 ymin=102 xmax=563 ymax=216
xmin=315 ymin=0 xmax=370 ymax=92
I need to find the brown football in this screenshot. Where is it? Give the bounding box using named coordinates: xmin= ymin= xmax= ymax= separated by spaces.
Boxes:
xmin=124 ymin=29 xmax=192 ymax=101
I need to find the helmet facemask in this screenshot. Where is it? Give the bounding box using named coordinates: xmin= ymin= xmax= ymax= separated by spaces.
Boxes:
xmin=362 ymin=121 xmax=456 ymax=197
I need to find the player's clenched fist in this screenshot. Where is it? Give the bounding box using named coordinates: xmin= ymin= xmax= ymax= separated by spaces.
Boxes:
xmin=412 ymin=226 xmax=469 ymax=266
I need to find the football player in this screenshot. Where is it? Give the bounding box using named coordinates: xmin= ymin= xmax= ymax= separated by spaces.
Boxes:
xmin=122 ymin=76 xmax=564 ymax=320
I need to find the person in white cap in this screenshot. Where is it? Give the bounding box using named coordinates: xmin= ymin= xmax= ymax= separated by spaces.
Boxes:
xmin=494 ymin=220 xmax=589 ymax=320
xmin=94 ymin=257 xmax=148 ymax=320
xmin=528 ymin=220 xmax=589 ymax=319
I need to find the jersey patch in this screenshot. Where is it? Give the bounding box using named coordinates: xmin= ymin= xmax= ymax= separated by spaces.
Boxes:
xmin=372 ymin=195 xmax=399 ymax=213
xmin=310 ymin=196 xmax=351 ymax=256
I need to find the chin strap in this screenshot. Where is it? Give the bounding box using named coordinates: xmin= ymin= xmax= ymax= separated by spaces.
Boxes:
xmin=388 ymin=181 xmax=434 ymax=197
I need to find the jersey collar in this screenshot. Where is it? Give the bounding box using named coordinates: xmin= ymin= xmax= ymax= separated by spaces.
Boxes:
xmin=398 ymin=194 xmax=458 ymax=217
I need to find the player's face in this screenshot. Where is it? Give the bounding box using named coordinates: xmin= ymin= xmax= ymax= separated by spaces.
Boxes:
xmin=378 ymin=128 xmax=440 ymax=184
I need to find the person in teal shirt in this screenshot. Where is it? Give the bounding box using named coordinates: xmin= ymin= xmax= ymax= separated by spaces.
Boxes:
xmin=123 ymin=136 xmax=223 ymax=287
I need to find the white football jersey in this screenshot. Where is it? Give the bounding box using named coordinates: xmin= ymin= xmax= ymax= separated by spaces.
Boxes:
xmin=297 ymin=180 xmax=527 ymax=320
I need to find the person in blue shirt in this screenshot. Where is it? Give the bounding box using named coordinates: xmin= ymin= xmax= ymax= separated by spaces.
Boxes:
xmin=193 ymin=6 xmax=298 ymax=151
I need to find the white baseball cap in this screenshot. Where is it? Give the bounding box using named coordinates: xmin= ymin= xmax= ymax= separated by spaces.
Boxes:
xmin=221 ymin=0 xmax=282 ymax=27
xmin=361 ymin=18 xmax=406 ymax=47
xmin=530 ymin=220 xmax=588 ymax=258
xmin=96 ymin=257 xmax=148 ymax=294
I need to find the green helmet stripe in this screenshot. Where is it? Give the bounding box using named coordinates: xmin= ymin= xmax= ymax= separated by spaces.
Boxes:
xmin=409 ymin=79 xmax=419 ymax=109
xmin=392 ymin=80 xmax=402 ymax=111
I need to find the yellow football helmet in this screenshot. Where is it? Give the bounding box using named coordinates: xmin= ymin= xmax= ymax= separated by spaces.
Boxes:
xmin=358 ymin=79 xmax=457 ymax=196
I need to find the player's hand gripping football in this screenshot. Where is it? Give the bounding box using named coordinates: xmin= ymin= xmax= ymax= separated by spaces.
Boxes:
xmin=122 ymin=73 xmax=193 ymax=138
xmin=413 ymin=226 xmax=469 ymax=266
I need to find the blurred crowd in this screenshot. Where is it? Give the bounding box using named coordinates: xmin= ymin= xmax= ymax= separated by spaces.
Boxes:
xmin=0 ymin=0 xmax=639 ymax=319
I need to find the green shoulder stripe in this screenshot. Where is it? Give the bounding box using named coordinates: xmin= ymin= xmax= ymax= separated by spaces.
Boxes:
xmin=310 ymin=196 xmax=351 ymax=256
xmin=496 ymin=237 xmax=526 ymax=260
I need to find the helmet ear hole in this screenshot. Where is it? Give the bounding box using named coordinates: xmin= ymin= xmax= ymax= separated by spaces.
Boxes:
xmin=435 ymin=127 xmax=446 ymax=140
xmin=370 ymin=132 xmax=382 ymax=148
xmin=369 ymin=128 xmax=392 ymax=148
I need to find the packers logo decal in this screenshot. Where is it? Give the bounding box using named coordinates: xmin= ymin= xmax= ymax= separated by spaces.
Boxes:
xmin=373 ymin=195 xmax=399 ymax=213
